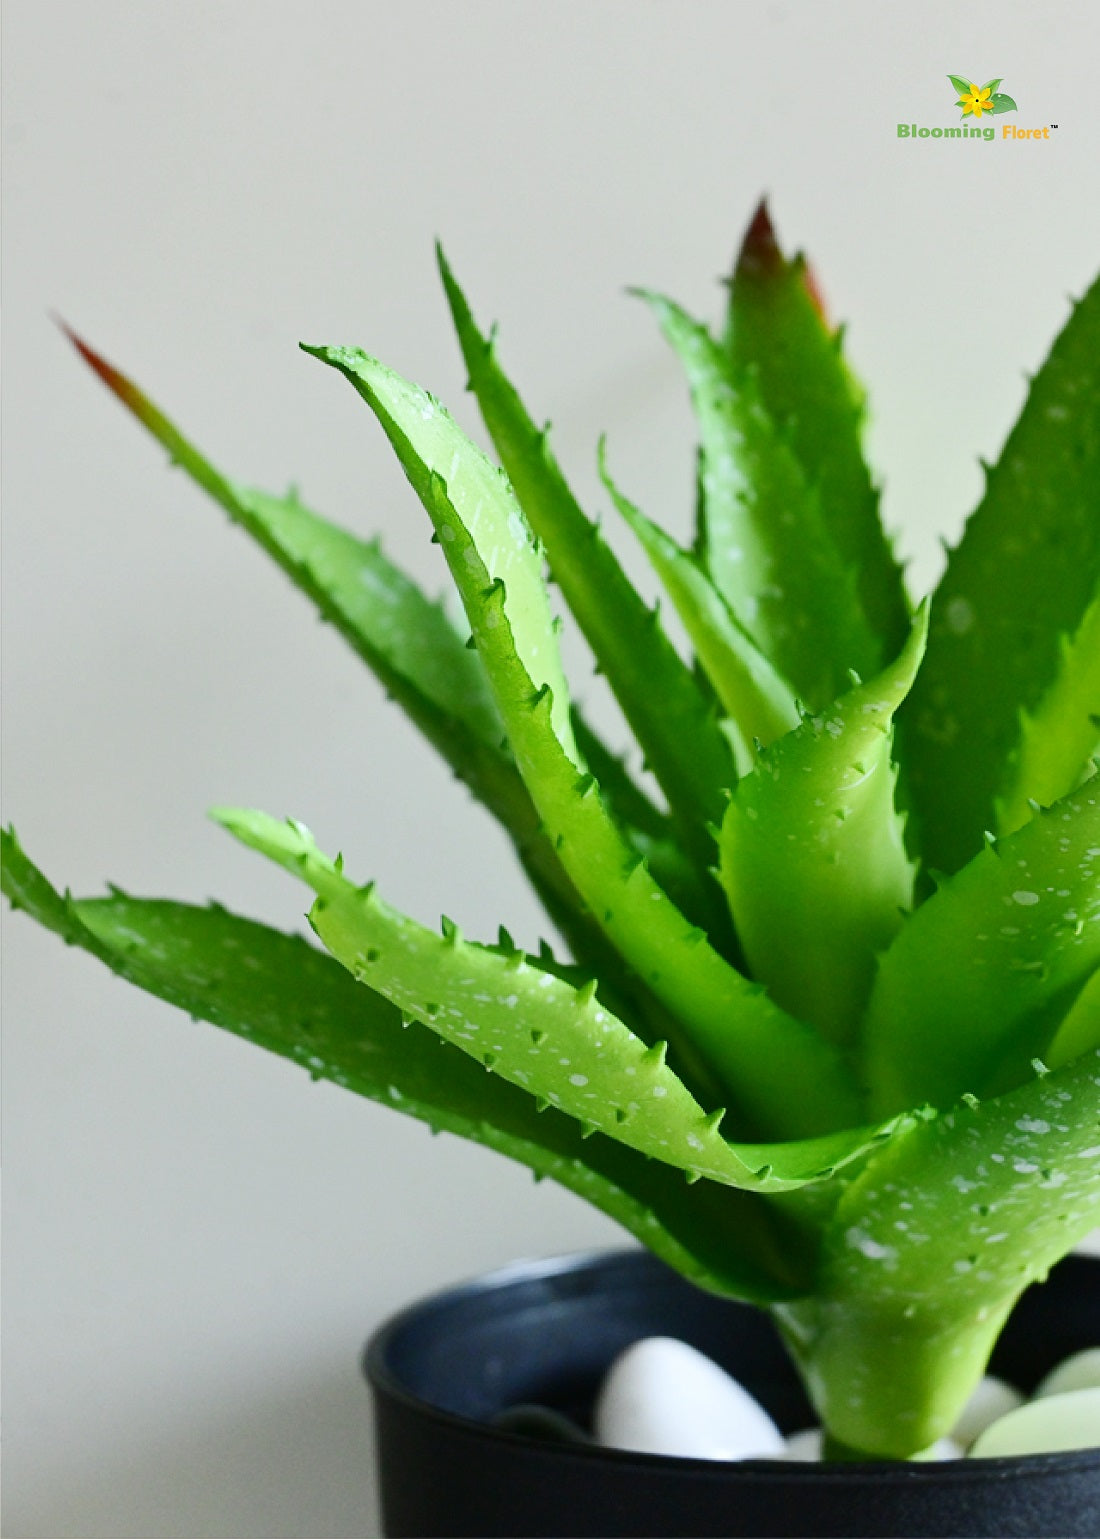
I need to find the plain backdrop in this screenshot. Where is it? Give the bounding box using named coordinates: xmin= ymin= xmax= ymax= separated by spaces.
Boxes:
xmin=4 ymin=2 xmax=1099 ymax=1535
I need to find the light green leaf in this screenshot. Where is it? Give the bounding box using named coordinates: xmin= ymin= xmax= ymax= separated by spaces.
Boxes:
xmin=213 ymin=809 xmax=902 ymax=1188
xmin=948 ymin=74 xmax=973 ymax=96
xmin=718 ymin=611 xmax=926 ymax=1048
xmin=780 ymin=1051 xmax=1100 ymax=1457
xmin=990 ymin=93 xmax=1016 ymax=113
xmin=901 ymin=276 xmax=1100 ymax=876
xmin=600 ymin=446 xmax=800 ymax=766
xmin=301 ymin=345 xmax=577 ymax=762
xmin=305 ymin=340 xmax=863 ymax=1137
xmin=864 ymin=781 xmax=1100 ymax=1115
xmin=635 ymin=290 xmax=879 ymax=709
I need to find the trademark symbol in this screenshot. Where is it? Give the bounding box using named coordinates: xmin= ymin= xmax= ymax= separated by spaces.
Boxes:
xmin=1051 ymin=123 xmax=1059 ymax=129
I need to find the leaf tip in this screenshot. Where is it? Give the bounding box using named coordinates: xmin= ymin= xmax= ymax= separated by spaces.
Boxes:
xmin=59 ymin=321 xmax=159 ymax=426
xmin=736 ymin=197 xmax=781 ymax=280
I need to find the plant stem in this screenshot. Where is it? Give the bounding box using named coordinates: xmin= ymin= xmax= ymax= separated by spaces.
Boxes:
xmin=773 ymin=1292 xmax=1014 ymax=1459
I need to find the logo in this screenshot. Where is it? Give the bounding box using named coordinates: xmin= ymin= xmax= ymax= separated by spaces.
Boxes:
xmin=948 ymin=75 xmax=1017 ymax=120
xmin=898 ymin=75 xmax=1056 ymax=142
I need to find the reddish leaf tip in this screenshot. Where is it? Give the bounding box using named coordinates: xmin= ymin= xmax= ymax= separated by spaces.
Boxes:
xmin=56 ymin=321 xmax=155 ymax=423
xmin=737 ymin=198 xmax=783 ymax=279
xmin=56 ymin=318 xmax=117 ymax=384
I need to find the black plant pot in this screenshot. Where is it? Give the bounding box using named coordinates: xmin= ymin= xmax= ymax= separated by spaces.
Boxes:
xmin=365 ymin=1248 xmax=1100 ymax=1538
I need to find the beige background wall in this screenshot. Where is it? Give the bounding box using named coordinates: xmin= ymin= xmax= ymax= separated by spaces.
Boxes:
xmin=4 ymin=2 xmax=1098 ymax=1534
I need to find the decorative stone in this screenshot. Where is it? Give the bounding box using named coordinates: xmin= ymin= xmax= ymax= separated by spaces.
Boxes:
xmin=968 ymin=1388 xmax=1100 ymax=1458
xmin=783 ymin=1426 xmax=961 ymax=1463
xmin=784 ymin=1427 xmax=823 ymax=1461
xmin=594 ymin=1336 xmax=785 ymax=1461
xmin=912 ymin=1437 xmax=964 ymax=1461
xmin=1034 ymin=1348 xmax=1100 ymax=1400
xmin=951 ymin=1375 xmax=1025 ymax=1447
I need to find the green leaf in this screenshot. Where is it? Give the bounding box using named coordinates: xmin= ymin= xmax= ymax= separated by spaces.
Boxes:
xmin=990 ymin=94 xmax=1016 ymax=114
xmin=2 ymin=826 xmax=100 ymax=949
xmin=570 ymin=709 xmax=733 ymax=944
xmin=981 ymin=78 xmax=1003 ymax=96
xmin=994 ymin=591 xmax=1100 ymax=837
xmin=435 ymin=245 xmax=737 ymax=870
xmin=1046 ymin=968 xmax=1100 ymax=1067
xmin=231 ymin=485 xmax=510 ymax=747
xmin=725 ymin=204 xmax=910 ymax=661
xmin=718 ymin=611 xmax=926 ymax=1048
xmin=305 ymin=340 xmax=863 ymax=1137
xmin=947 ymin=74 xmax=973 ymax=96
xmin=863 ymin=781 xmax=1100 ymax=1116
xmin=635 ymin=290 xmax=879 ymax=709
xmin=303 ymin=347 xmax=578 ymax=763
xmin=600 ymin=447 xmax=800 ymax=766
xmin=214 ymin=809 xmax=902 ymax=1188
xmin=65 ymin=330 xmax=509 ymax=758
xmin=569 ymin=711 xmax=667 ymax=842
xmin=59 ymin=332 xmax=595 ymax=940
xmin=780 ymin=1051 xmax=1100 ymax=1457
xmin=902 ymin=276 xmax=1100 ymax=876
xmin=0 ymin=826 xmax=805 ymax=1302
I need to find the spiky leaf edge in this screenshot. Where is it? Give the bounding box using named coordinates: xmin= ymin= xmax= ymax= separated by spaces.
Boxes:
xmin=304 ymin=342 xmax=863 ymax=1137
xmin=0 ymin=826 xmax=805 ymax=1301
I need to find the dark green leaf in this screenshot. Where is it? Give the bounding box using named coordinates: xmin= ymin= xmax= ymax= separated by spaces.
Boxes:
xmin=434 ymin=244 xmax=738 ymax=873
xmin=0 ymin=826 xmax=805 ymax=1302
xmin=901 ymin=275 xmax=1100 ymax=875
xmin=569 ymin=709 xmax=732 ymax=943
xmin=600 ymin=448 xmax=800 ymax=761
xmin=1046 ymin=968 xmax=1100 ymax=1067
xmin=637 ymin=289 xmax=880 ymax=708
xmin=725 ymin=204 xmax=910 ymax=660
xmin=993 ymin=591 xmax=1100 ymax=837
xmin=569 ymin=710 xmax=668 ymax=842
xmin=863 ymin=782 xmax=1100 ymax=1115
xmin=61 ymin=331 xmax=626 ymax=968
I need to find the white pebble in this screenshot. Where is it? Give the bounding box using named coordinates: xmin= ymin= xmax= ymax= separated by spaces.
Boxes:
xmin=968 ymin=1388 xmax=1100 ymax=1458
xmin=785 ymin=1427 xmax=823 ymax=1461
xmin=952 ymin=1375 xmax=1025 ymax=1447
xmin=783 ymin=1426 xmax=960 ymax=1463
xmin=594 ymin=1336 xmax=785 ymax=1461
xmin=1034 ymin=1349 xmax=1100 ymax=1400
xmin=912 ymin=1437 xmax=964 ymax=1461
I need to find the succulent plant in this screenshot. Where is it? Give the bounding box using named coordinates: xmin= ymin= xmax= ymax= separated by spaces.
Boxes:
xmin=5 ymin=204 xmax=1099 ymax=1460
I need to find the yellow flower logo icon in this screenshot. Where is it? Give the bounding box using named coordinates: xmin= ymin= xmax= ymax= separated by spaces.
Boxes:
xmin=948 ymin=75 xmax=1018 ymax=118
xmin=959 ymin=82 xmax=994 ymax=118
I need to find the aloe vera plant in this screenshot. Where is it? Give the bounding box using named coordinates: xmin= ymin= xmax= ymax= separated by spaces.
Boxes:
xmin=5 ymin=203 xmax=1099 ymax=1461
